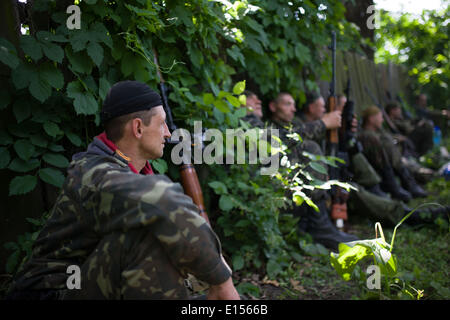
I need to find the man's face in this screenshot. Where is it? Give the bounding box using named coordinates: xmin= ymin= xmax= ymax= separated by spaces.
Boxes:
xmin=370 ymin=111 xmax=384 ymax=129
xmin=140 ymin=106 xmax=171 ymax=159
xmin=246 ymin=94 xmax=263 ymax=119
xmin=271 ymin=94 xmax=296 ymax=123
xmin=418 ymin=94 xmax=427 ymax=108
xmin=308 ymin=97 xmax=326 ymax=120
xmin=389 ymin=107 xmax=402 ymax=120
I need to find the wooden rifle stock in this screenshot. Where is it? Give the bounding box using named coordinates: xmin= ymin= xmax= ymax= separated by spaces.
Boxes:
xmin=153 ymin=49 xmax=211 ymax=225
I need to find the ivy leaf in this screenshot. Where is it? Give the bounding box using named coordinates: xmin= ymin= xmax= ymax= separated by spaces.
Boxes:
xmin=29 ymin=75 xmax=52 ymax=103
xmin=43 ymin=121 xmax=61 ymax=137
xmin=98 ymin=77 xmax=111 ymax=100
xmin=39 ymin=63 xmax=64 ymax=90
xmin=0 ymin=37 xmax=19 ymax=69
xmin=8 ymin=158 xmax=40 ymax=173
xmin=208 ymin=181 xmax=228 ymax=194
xmin=232 ymin=80 xmax=246 ymax=95
xmin=149 ymin=158 xmax=168 ymax=174
xmin=40 ymin=40 xmax=64 ymax=63
xmin=213 ymin=100 xmax=229 ymax=113
xmin=20 ymin=35 xmax=43 ymax=61
xmin=65 ymin=131 xmax=82 ymax=147
xmin=11 ymin=63 xmax=34 ymax=90
xmin=14 ymin=139 xmax=35 ymax=161
xmin=87 ymin=41 xmax=104 ymax=66
xmin=43 ymin=153 xmax=69 ymax=168
xmin=0 ymin=147 xmax=11 ymax=169
xmin=67 ymin=81 xmax=99 ymax=115
xmin=219 ymin=194 xmax=234 ymax=211
xmin=13 ymin=98 xmax=32 ymax=123
xmin=309 ymin=162 xmax=328 ymax=175
xmin=9 ymin=175 xmax=38 ymax=196
xmin=39 ymin=168 xmax=65 ymax=188
xmin=232 ymin=254 xmax=244 ymax=271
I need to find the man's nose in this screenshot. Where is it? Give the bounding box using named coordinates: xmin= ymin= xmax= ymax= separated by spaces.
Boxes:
xmin=164 ymin=122 xmax=171 ymax=138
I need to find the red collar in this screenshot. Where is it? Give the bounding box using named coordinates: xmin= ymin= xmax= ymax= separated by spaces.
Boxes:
xmin=96 ymin=132 xmax=154 ymax=175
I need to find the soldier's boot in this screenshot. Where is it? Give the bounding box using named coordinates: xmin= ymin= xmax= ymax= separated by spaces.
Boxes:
xmin=396 ymin=166 xmax=427 ymax=198
xmin=366 ymin=183 xmax=388 ymax=198
xmin=402 ymin=204 xmax=450 ymax=226
xmin=305 ymin=199 xmax=358 ymax=252
xmin=379 ymin=166 xmax=412 ymax=203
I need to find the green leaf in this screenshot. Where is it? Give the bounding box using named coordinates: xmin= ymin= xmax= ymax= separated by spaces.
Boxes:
xmin=67 ymin=81 xmax=99 ymax=115
xmin=8 ymin=158 xmax=40 ymax=173
xmin=226 ymin=95 xmax=241 ymax=107
xmin=65 ymin=46 xmax=93 ymax=74
xmin=29 ymin=76 xmax=52 ymax=103
xmin=43 ymin=122 xmax=61 ymax=137
xmin=213 ymin=100 xmax=229 ymax=113
xmin=39 ymin=63 xmax=64 ymax=89
xmin=232 ymin=254 xmax=244 ymax=270
xmin=9 ymin=175 xmax=38 ymax=196
xmin=0 ymin=37 xmax=20 ymax=69
xmin=39 ymin=167 xmax=65 ymax=188
xmin=30 ymin=134 xmax=48 ymax=148
xmin=11 ymin=63 xmax=34 ymax=90
xmin=65 ymin=131 xmax=82 ymax=147
xmin=20 ymin=35 xmax=43 ymax=61
xmin=149 ymin=158 xmax=167 ymax=174
xmin=43 ymin=153 xmax=69 ymax=168
xmin=232 ymin=80 xmax=246 ymax=95
xmin=309 ymin=162 xmax=328 ymax=175
xmin=0 ymin=147 xmax=11 ymax=169
xmin=6 ymin=250 xmax=20 ymax=274
xmin=99 ymin=77 xmax=111 ymax=100
xmin=40 ymin=41 xmax=64 ymax=63
xmin=12 ymin=98 xmax=31 ymax=123
xmin=14 ymin=139 xmax=35 ymax=161
xmin=87 ymin=41 xmax=104 ymax=66
xmin=219 ymin=194 xmax=234 ymax=211
xmin=208 ymin=181 xmax=228 ymax=194
xmin=203 ymin=93 xmax=215 ymax=105
xmin=266 ymin=259 xmax=281 ymax=278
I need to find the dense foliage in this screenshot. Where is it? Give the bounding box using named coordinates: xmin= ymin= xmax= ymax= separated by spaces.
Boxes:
xmin=375 ymin=6 xmax=450 ymax=108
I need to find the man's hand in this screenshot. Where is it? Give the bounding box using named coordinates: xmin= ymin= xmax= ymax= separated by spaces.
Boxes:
xmin=322 ymin=110 xmax=342 ymax=129
xmin=207 ymin=277 xmax=241 ymax=300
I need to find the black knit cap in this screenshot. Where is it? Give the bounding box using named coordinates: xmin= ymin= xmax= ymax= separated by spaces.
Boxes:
xmin=100 ymin=80 xmax=163 ymax=125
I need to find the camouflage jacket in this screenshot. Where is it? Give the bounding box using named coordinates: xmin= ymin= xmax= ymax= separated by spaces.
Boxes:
xmin=242 ymin=113 xmax=265 ymax=129
xmin=10 ymin=135 xmax=230 ymax=294
xmin=292 ymin=114 xmax=327 ymax=145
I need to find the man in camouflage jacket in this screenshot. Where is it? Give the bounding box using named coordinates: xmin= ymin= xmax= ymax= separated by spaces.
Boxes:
xmin=7 ymin=81 xmax=239 ymax=300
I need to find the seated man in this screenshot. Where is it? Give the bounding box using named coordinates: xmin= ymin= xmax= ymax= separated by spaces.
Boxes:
xmin=268 ymin=92 xmax=358 ymax=251
xmin=358 ymin=106 xmax=427 ymax=201
xmin=385 ymin=101 xmax=433 ymax=157
xmin=242 ymin=90 xmax=264 ymax=128
xmin=6 ymin=81 xmax=239 ymax=300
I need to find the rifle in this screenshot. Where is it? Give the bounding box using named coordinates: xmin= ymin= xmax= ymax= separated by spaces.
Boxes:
xmin=364 ymin=84 xmax=400 ymax=134
xmin=327 ymin=31 xmax=349 ymax=230
xmin=153 ymin=49 xmax=210 ymax=225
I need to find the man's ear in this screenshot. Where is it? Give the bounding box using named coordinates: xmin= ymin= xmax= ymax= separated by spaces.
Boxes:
xmin=131 ymin=118 xmax=144 ymax=138
xmin=269 ymin=101 xmax=276 ymax=113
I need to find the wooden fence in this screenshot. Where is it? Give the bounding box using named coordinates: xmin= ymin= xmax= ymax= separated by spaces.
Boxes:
xmin=318 ymin=51 xmax=412 ymax=115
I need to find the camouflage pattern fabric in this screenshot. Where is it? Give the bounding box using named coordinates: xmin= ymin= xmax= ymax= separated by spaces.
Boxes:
xmin=392 ymin=118 xmax=434 ymax=156
xmin=357 ymin=128 xmax=402 ymax=172
xmin=348 ymin=183 xmax=405 ymax=227
xmin=242 ymin=114 xmax=264 ymax=129
xmin=292 ymin=115 xmax=327 ymax=145
xmin=8 ymin=138 xmax=230 ymax=299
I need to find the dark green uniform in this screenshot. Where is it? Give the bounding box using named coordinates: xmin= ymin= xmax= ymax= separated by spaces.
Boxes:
xmin=8 ymin=137 xmax=230 ymax=299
